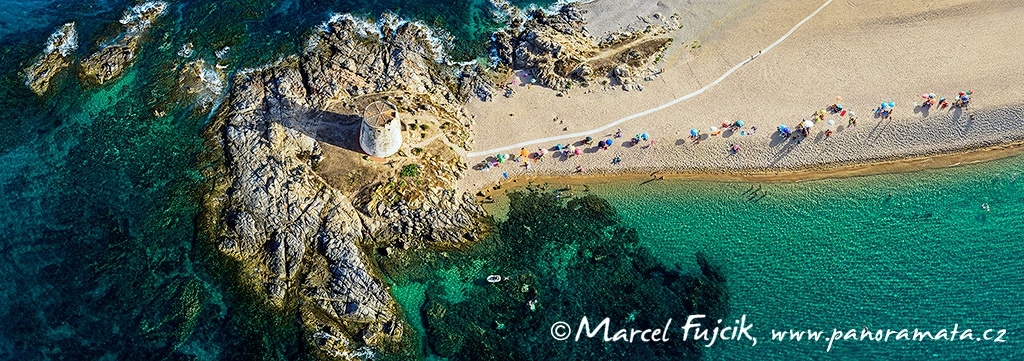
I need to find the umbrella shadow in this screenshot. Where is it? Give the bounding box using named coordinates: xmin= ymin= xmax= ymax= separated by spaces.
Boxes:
xmin=769 ymin=131 xmax=790 ymax=147
xmin=769 ymin=139 xmax=800 ymax=166
xmin=721 ymin=129 xmax=735 ymax=138
xmin=812 ymin=131 xmax=826 ymax=143
xmin=913 ymin=104 xmax=931 ymax=117
xmin=866 ymin=117 xmax=892 ymax=140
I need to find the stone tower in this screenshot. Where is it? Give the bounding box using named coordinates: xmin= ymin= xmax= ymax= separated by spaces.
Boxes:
xmin=359 ymin=101 xmax=402 ymax=158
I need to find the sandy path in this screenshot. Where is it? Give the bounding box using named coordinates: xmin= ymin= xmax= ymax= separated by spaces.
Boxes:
xmin=459 ymin=0 xmax=1024 ymax=192
xmin=467 ymin=0 xmax=835 ymax=157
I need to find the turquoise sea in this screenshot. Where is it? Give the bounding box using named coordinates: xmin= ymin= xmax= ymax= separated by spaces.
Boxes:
xmin=1 ymin=0 xmax=1021 ymax=360
xmin=388 ymin=155 xmax=1024 ymax=360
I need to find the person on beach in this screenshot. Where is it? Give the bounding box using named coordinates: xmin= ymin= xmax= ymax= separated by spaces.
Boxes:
xmin=615 ymin=128 xmax=622 ymax=138
xmin=825 ymin=129 xmax=833 ymax=138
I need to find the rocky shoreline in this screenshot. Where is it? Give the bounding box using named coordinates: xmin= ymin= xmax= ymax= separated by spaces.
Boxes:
xmin=195 ymin=2 xmax=671 ymax=358
xmin=22 ymin=1 xmax=676 ymax=358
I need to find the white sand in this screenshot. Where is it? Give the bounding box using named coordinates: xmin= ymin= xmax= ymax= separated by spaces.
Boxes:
xmin=459 ymin=0 xmax=1024 ymax=192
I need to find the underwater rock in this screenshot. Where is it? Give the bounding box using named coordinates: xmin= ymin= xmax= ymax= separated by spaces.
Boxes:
xmin=79 ymin=2 xmax=167 ymax=85
xmin=175 ymin=58 xmax=226 ymax=114
xmin=405 ymin=189 xmax=729 ymax=360
xmin=24 ymin=22 xmax=77 ymax=95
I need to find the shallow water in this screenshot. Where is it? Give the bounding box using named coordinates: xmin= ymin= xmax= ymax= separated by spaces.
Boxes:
xmin=579 ymin=155 xmax=1024 ymax=359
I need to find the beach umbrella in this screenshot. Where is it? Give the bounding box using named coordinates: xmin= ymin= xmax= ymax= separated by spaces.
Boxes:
xmin=574 ymin=148 xmax=582 ymax=155
xmin=710 ymin=126 xmax=719 ymax=132
xmin=849 ymin=111 xmax=855 ymax=117
xmin=958 ymin=91 xmax=965 ymax=96
xmin=731 ymin=144 xmax=741 ymax=151
xmin=921 ymin=94 xmax=929 ymax=99
xmin=567 ymin=144 xmax=576 ymax=152
xmin=881 ymin=102 xmax=887 ymax=108
xmin=888 ymin=101 xmax=896 ymax=108
xmin=496 ymin=153 xmax=506 ymax=163
xmin=835 ymin=96 xmax=842 ymax=102
xmin=961 ymin=95 xmax=969 ymax=101
xmin=641 ymin=133 xmax=649 ymax=140
xmin=520 ymin=149 xmax=529 ymax=157
xmin=605 ymin=139 xmax=613 ymax=146
xmin=555 ymin=144 xmax=563 ymax=150
xmin=690 ymin=128 xmax=700 ymax=137
xmin=929 ymin=93 xmax=936 ymax=98
xmin=734 ymin=120 xmax=745 ymax=127
xmin=803 ymin=120 xmax=814 ymax=128
xmin=540 ymin=148 xmax=548 ymax=155
xmin=585 ymin=136 xmax=592 ymax=142
xmin=827 ymin=120 xmax=835 ymax=125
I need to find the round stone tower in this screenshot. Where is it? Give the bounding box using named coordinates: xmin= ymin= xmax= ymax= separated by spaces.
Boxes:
xmin=359 ymin=101 xmax=402 ymax=158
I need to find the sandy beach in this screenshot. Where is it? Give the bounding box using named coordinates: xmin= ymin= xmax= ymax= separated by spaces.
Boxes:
xmin=459 ymin=0 xmax=1024 ymax=192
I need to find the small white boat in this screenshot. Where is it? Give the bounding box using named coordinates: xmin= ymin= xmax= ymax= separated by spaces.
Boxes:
xmin=486 ymin=275 xmax=502 ymax=283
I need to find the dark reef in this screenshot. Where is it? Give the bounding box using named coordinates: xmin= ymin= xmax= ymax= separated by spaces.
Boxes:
xmin=378 ymin=187 xmax=729 ymax=360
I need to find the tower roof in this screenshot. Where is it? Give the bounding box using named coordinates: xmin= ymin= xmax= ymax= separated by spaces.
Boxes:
xmin=363 ymin=101 xmax=397 ymax=128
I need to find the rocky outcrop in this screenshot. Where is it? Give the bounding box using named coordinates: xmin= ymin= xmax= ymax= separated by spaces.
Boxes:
xmin=79 ymin=2 xmax=167 ymax=85
xmin=174 ymin=58 xmax=226 ymax=115
xmin=200 ymin=13 xmax=485 ymax=359
xmin=490 ymin=0 xmax=671 ymax=90
xmin=24 ymin=22 xmax=77 ymax=95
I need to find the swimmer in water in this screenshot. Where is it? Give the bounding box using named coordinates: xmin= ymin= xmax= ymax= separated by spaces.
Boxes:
xmin=981 ymin=203 xmax=990 ymax=212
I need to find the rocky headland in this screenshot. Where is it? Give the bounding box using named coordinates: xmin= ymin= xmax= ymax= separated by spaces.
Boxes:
xmin=193 ymin=2 xmax=678 ymax=359
xmin=197 ymin=13 xmax=492 ymax=359
xmin=490 ymin=0 xmax=672 ymax=91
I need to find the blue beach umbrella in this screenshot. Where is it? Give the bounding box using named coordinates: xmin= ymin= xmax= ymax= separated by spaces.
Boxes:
xmin=605 ymin=139 xmax=613 ymax=146
xmin=641 ymin=133 xmax=649 ymax=140
xmin=734 ymin=120 xmax=745 ymax=127
xmin=690 ymin=128 xmax=700 ymax=137
xmin=888 ymin=101 xmax=896 ymax=108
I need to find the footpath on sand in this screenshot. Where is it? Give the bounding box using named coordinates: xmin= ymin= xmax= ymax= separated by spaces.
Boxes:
xmin=467 ymin=0 xmax=835 ymax=158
